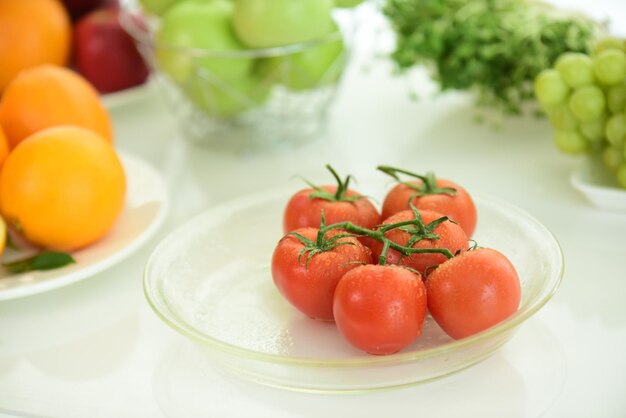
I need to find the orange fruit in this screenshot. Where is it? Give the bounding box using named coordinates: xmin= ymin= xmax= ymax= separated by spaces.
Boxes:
xmin=0 ymin=0 xmax=71 ymax=93
xmin=0 ymin=125 xmax=126 ymax=251
xmin=0 ymin=215 xmax=5 ymax=257
xmin=0 ymin=65 xmax=113 ymax=149
xmin=0 ymin=125 xmax=8 ymax=170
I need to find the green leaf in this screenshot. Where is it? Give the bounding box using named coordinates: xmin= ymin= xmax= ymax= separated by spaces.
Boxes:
xmin=3 ymin=251 xmax=76 ymax=274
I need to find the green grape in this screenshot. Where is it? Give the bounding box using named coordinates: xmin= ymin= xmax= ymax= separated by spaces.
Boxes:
xmin=545 ymin=103 xmax=578 ymax=130
xmin=590 ymin=140 xmax=606 ymax=153
xmin=579 ymin=117 xmax=606 ymax=142
xmin=553 ymin=130 xmax=588 ymax=154
xmin=592 ymin=49 xmax=626 ymax=86
xmin=335 ymin=0 xmax=364 ymax=7
xmin=607 ymin=82 xmax=626 ymax=114
xmin=568 ymin=85 xmax=606 ymax=122
xmin=606 ymin=114 xmax=626 ymax=147
xmin=617 ymin=164 xmax=626 ymax=188
xmin=594 ymin=37 xmax=626 ymax=56
xmin=534 ymin=69 xmax=569 ymax=106
xmin=603 ymin=146 xmax=623 ymax=171
xmin=555 ymin=52 xmax=594 ymax=88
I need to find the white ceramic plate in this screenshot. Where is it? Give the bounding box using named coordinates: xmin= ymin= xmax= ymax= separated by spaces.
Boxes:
xmin=570 ymin=157 xmax=626 ymax=211
xmin=0 ymin=152 xmax=169 ymax=301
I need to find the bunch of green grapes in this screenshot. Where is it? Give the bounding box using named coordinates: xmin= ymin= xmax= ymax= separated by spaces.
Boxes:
xmin=534 ymin=37 xmax=626 ymax=188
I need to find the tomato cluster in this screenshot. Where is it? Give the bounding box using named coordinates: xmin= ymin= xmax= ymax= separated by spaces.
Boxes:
xmin=271 ymin=165 xmax=521 ymax=355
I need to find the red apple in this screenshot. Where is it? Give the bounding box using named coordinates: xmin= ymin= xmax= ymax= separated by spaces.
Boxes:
xmin=61 ymin=0 xmax=117 ymax=21
xmin=73 ymin=7 xmax=150 ymax=94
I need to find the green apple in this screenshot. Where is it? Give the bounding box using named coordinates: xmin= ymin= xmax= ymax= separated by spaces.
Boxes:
xmin=185 ymin=72 xmax=272 ymax=118
xmin=139 ymin=0 xmax=181 ymax=15
xmin=256 ymin=34 xmax=346 ymax=91
xmin=156 ymin=0 xmax=252 ymax=84
xmin=335 ymin=0 xmax=364 ymax=7
xmin=233 ymin=0 xmax=335 ymax=48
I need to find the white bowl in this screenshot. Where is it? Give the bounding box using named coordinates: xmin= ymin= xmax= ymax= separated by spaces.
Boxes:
xmin=571 ymin=157 xmax=626 ymax=211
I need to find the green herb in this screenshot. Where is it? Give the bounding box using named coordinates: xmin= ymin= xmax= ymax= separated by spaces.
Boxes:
xmin=3 ymin=251 xmax=76 ymax=274
xmin=384 ymin=0 xmax=602 ymax=116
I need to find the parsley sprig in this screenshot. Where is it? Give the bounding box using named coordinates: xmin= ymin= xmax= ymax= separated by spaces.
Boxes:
xmin=384 ymin=0 xmax=602 ymax=116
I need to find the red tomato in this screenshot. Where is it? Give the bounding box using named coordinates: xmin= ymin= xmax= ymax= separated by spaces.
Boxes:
xmin=333 ymin=264 xmax=427 ymax=355
xmin=271 ymin=227 xmax=372 ymax=321
xmin=370 ymin=209 xmax=468 ymax=275
xmin=426 ymin=248 xmax=521 ymax=339
xmin=283 ymin=185 xmax=380 ymax=234
xmin=381 ymin=178 xmax=477 ymax=237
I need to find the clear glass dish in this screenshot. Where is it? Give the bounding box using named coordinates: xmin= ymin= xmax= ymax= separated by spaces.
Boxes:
xmin=119 ymin=0 xmax=360 ymax=152
xmin=143 ymin=187 xmax=563 ymax=393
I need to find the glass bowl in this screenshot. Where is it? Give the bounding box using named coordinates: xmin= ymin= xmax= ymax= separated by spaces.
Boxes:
xmin=119 ymin=0 xmax=358 ymax=152
xmin=143 ymin=186 xmax=564 ymax=393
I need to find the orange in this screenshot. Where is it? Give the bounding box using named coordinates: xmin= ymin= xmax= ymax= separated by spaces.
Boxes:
xmin=0 ymin=215 xmax=5 ymax=257
xmin=0 ymin=125 xmax=7 ymax=170
xmin=0 ymin=0 xmax=71 ymax=93
xmin=0 ymin=125 xmax=126 ymax=251
xmin=0 ymin=65 xmax=113 ymax=149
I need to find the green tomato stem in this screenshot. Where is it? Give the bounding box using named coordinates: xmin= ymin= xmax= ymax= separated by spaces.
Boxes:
xmin=290 ymin=205 xmax=455 ymax=269
xmin=377 ymin=165 xmax=457 ymax=197
xmin=378 ymin=239 xmax=391 ymax=266
xmin=304 ymin=165 xmax=364 ymax=203
xmin=378 ymin=165 xmax=428 ymax=183
xmin=324 ymin=164 xmax=349 ymax=201
xmin=319 ymin=218 xmax=455 ymax=265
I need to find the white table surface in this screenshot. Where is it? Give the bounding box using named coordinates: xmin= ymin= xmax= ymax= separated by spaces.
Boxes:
xmin=2 ymin=2 xmax=626 ymax=417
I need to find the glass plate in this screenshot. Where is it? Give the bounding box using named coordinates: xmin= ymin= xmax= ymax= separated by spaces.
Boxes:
xmin=143 ymin=187 xmax=563 ymax=393
xmin=0 ymin=152 xmax=169 ymax=301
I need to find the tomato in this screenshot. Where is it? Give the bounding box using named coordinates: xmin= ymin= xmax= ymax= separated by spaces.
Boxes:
xmin=271 ymin=227 xmax=372 ymax=321
xmin=370 ymin=209 xmax=468 ymax=275
xmin=283 ymin=166 xmax=380 ymax=234
xmin=333 ymin=264 xmax=427 ymax=355
xmin=379 ymin=168 xmax=477 ymax=237
xmin=426 ymin=248 xmax=521 ymax=339
xmin=283 ymin=185 xmax=380 ymax=233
